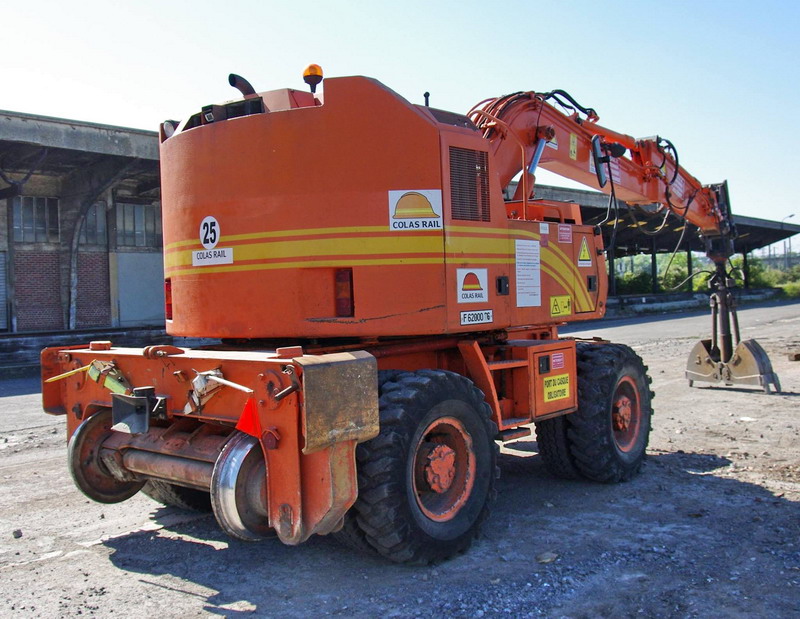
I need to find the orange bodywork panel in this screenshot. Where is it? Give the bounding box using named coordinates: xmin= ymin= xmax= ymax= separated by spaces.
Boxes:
xmin=458 ymin=338 xmax=577 ymax=432
xmin=162 ymin=77 xmax=446 ymax=339
xmin=161 ymin=76 xmax=607 ymax=341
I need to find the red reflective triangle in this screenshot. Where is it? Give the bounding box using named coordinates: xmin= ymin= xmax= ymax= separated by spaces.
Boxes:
xmin=235 ymin=397 xmax=262 ymax=437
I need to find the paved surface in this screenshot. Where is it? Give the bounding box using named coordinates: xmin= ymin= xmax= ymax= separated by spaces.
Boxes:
xmin=1 ymin=301 xmax=798 ymax=617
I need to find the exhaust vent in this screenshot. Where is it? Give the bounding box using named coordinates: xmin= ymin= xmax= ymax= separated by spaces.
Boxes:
xmin=449 ymin=147 xmax=490 ymax=222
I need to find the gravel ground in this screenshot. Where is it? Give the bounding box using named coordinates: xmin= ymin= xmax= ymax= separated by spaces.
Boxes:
xmin=1 ymin=301 xmax=798 ymax=617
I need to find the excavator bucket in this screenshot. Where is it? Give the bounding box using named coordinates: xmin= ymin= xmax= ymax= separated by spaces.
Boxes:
xmin=686 ymin=258 xmax=781 ymax=395
xmin=685 ymin=338 xmax=781 ymax=394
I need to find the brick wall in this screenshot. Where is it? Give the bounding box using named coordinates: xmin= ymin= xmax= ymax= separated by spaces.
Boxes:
xmin=76 ymin=252 xmax=111 ymax=327
xmin=14 ymin=250 xmax=63 ymax=331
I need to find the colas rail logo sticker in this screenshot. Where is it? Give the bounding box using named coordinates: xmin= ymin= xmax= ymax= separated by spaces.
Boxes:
xmin=457 ymin=268 xmax=488 ymax=303
xmin=388 ymin=190 xmax=443 ymax=231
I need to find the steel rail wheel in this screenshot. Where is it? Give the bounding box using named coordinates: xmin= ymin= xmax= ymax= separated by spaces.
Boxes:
xmin=67 ymin=410 xmax=145 ymax=503
xmin=341 ymin=369 xmax=498 ymax=564
xmin=210 ymin=431 xmax=272 ymax=541
xmin=566 ymin=342 xmax=654 ymax=482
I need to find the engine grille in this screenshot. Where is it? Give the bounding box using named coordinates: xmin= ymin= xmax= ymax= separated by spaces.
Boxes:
xmin=449 ymin=147 xmax=490 ymax=222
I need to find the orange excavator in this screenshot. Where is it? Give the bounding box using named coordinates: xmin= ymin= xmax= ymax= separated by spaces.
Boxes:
xmin=42 ymin=66 xmax=779 ymax=564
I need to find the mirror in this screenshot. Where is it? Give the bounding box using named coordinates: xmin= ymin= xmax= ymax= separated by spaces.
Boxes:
xmin=591 ymin=135 xmax=608 ymax=188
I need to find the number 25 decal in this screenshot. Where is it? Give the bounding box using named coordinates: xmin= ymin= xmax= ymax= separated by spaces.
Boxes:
xmin=200 ymin=216 xmax=220 ymax=249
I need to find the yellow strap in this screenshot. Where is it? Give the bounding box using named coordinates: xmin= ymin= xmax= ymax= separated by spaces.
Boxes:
xmin=44 ymin=364 xmax=91 ymax=383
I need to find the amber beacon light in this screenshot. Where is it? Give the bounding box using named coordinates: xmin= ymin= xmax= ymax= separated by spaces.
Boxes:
xmin=303 ymin=64 xmax=324 ymax=93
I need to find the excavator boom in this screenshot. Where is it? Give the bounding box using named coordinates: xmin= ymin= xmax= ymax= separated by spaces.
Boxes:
xmin=470 ymin=91 xmax=731 ymax=240
xmin=469 ymin=88 xmax=776 ymax=392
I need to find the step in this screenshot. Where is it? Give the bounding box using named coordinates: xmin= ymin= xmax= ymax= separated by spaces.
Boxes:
xmin=497 ymin=427 xmax=532 ymax=442
xmin=486 ymin=359 xmax=529 ymax=371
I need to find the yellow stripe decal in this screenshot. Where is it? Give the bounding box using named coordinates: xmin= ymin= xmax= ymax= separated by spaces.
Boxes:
xmin=165 ymin=225 xmax=595 ymax=311
xmin=166 ymin=257 xmax=444 ymax=277
xmin=166 ymin=236 xmax=442 ymax=269
xmin=445 ymin=235 xmax=592 ymax=310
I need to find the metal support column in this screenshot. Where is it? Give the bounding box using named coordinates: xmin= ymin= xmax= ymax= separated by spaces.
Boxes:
xmin=608 ymin=251 xmax=616 ymax=296
xmin=651 ymin=237 xmax=658 ymax=294
xmin=742 ymin=250 xmax=750 ymax=289
xmin=686 ymin=249 xmax=693 ymax=292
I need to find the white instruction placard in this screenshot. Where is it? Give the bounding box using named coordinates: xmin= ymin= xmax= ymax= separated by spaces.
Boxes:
xmin=515 ymin=239 xmax=541 ymax=307
xmin=192 ymin=247 xmax=234 ymax=266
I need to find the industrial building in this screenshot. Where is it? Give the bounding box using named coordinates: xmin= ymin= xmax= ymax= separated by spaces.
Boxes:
xmin=0 ymin=110 xmax=162 ymax=332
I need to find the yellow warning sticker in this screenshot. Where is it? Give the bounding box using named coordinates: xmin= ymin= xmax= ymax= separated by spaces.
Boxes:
xmin=543 ymin=373 xmax=570 ymax=402
xmin=569 ymin=133 xmax=578 ymax=160
xmin=578 ymin=236 xmax=592 ymax=267
xmin=550 ymin=295 xmax=572 ymax=317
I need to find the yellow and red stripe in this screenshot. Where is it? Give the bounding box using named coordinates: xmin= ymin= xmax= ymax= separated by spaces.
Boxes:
xmin=163 ymin=224 xmax=594 ymax=311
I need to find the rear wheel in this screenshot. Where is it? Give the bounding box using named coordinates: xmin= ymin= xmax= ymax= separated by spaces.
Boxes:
xmin=343 ymin=370 xmax=498 ymax=564
xmin=567 ymin=342 xmax=654 ymax=482
xmin=142 ymin=480 xmax=212 ymax=512
xmin=334 ymin=370 xmax=408 ymax=555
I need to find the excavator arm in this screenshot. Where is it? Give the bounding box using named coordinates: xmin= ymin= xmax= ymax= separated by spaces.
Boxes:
xmin=469 ymin=91 xmax=732 ymax=245
xmin=469 ymin=89 xmax=778 ymax=393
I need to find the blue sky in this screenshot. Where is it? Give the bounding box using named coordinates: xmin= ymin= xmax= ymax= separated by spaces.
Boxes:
xmin=5 ymin=0 xmax=799 ymax=228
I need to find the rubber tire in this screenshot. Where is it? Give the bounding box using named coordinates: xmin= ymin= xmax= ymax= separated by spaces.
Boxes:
xmin=333 ymin=370 xmax=411 ymax=556
xmin=567 ymin=342 xmax=654 ymax=483
xmin=142 ymin=480 xmax=212 ymax=512
xmin=535 ymin=414 xmax=582 ymax=480
xmin=346 ymin=369 xmax=498 ymax=564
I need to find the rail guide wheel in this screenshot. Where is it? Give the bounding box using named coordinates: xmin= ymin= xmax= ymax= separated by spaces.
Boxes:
xmin=67 ymin=409 xmax=145 ymax=503
xmin=210 ymin=431 xmax=273 ymax=541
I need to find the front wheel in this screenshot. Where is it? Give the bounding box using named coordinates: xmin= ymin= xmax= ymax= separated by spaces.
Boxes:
xmin=567 ymin=342 xmax=654 ymax=482
xmin=346 ymin=370 xmax=498 ymax=564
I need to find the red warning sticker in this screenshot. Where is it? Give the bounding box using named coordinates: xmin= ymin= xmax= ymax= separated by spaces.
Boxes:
xmin=552 ymin=352 xmax=565 ymax=370
xmin=558 ymin=224 xmax=571 ymax=243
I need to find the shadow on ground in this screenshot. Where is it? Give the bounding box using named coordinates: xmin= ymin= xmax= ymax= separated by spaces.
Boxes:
xmin=103 ymin=443 xmax=799 ymax=616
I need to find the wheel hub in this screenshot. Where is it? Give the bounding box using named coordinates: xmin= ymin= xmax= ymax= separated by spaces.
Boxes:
xmin=412 ymin=416 xmax=476 ymax=522
xmin=610 ymin=376 xmax=642 ymax=453
xmin=423 ymin=443 xmax=456 ymax=493
xmin=613 ymin=395 xmax=633 ymax=431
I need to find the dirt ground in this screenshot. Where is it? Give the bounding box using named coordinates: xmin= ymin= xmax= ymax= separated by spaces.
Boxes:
xmin=1 ymin=301 xmax=798 ymax=618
